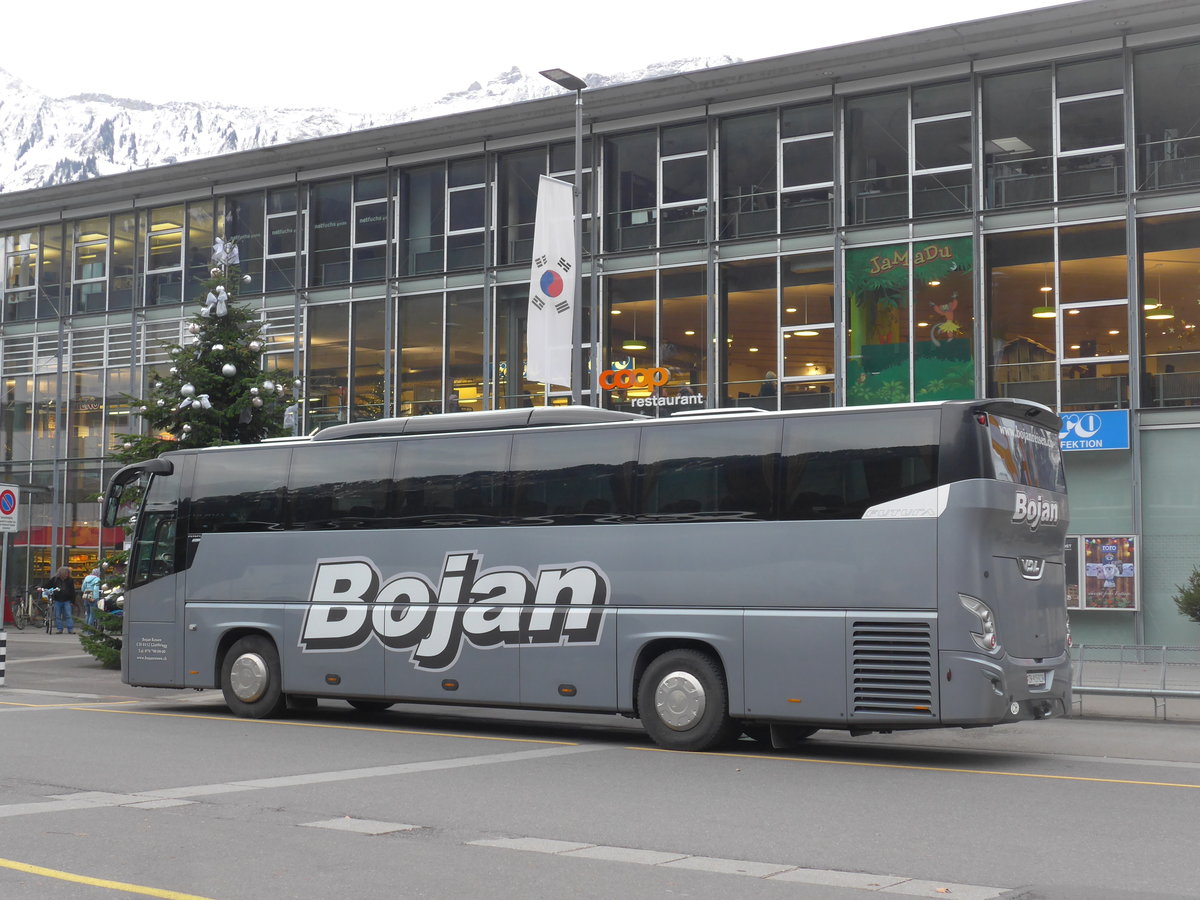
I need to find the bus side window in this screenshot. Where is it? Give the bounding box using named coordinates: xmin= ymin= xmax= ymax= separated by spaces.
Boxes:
xmin=639 ymin=420 xmax=780 ymax=520
xmin=510 ymin=427 xmax=638 ymax=523
xmin=189 ymin=448 xmax=290 ymax=534
xmin=393 ymin=434 xmax=511 ymax=524
xmin=288 ymin=442 xmax=397 ymax=528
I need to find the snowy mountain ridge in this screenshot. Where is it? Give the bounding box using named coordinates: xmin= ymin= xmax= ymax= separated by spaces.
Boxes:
xmin=0 ymin=57 xmax=737 ymax=195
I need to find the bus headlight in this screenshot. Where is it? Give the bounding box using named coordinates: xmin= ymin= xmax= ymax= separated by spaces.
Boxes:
xmin=959 ymin=594 xmax=999 ymax=653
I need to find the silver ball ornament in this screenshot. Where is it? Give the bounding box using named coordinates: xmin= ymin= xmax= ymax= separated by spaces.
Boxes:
xmin=181 ymin=424 xmax=192 ymax=434
xmin=249 ymin=341 xmax=262 ymax=352
xmin=222 ymin=363 xmax=237 ymax=377
xmin=210 ymin=267 xmax=221 ymax=276
xmin=251 ymin=397 xmax=263 ymax=408
xmin=180 ymin=383 xmax=196 ymax=397
xmin=250 ymin=387 xmax=259 ymax=396
xmin=156 ymin=399 xmax=165 ymax=407
xmin=243 ymin=275 xmax=251 ymax=283
xmin=262 ymin=380 xmax=275 ymax=392
xmin=212 ymin=343 xmax=225 ymax=351
xmin=123 ymin=442 xmax=132 ymax=450
xmin=293 ymin=379 xmax=302 ymax=387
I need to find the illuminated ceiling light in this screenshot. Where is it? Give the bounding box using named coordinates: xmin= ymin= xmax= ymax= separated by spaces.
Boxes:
xmin=621 ymin=338 xmax=648 ymax=351
xmin=1108 ymin=329 xmax=1121 ymax=335
xmin=748 ymin=347 xmax=759 ymax=352
xmin=1067 ymin=309 xmax=1080 ymax=315
xmin=1146 ymin=307 xmax=1175 ymax=320
xmin=785 ymin=307 xmax=798 ymax=313
xmin=917 ymin=321 xmax=929 ymax=328
xmin=795 ymin=330 xmax=820 ymax=337
xmin=1031 ymin=306 xmax=1056 ymax=319
xmin=927 ymin=280 xmax=941 ymax=287
xmin=610 ymin=309 xmax=621 ymax=315
xmin=1069 ymin=344 xmax=1081 ymax=350
xmin=684 ymin=329 xmax=696 ymax=336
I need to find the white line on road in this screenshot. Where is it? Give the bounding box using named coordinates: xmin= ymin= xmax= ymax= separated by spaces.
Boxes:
xmin=0 ymin=744 xmax=605 ymax=820
xmin=468 ymin=836 xmax=1009 ymax=898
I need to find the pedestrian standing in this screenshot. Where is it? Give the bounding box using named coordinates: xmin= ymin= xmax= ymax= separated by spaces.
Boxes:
xmin=81 ymin=567 xmax=101 ymax=627
xmin=43 ymin=566 xmax=77 ymax=635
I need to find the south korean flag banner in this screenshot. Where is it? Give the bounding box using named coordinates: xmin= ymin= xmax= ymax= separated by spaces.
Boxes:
xmin=527 ymin=175 xmax=575 ymax=388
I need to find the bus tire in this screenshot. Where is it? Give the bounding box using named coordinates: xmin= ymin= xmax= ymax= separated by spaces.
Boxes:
xmin=221 ymin=635 xmax=287 ymax=719
xmin=638 ymin=649 xmax=736 ymax=751
xmin=347 ymin=700 xmax=394 ymax=713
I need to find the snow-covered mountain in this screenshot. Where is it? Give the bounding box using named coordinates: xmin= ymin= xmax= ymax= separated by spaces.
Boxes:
xmin=0 ymin=57 xmax=737 ymax=195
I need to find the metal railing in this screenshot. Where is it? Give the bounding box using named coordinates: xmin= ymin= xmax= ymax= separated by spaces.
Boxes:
xmin=1072 ymin=644 xmax=1200 ymax=718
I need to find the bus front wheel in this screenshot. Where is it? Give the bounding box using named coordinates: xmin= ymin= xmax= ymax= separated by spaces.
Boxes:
xmin=221 ymin=636 xmax=287 ymax=719
xmin=638 ymin=649 xmax=736 ymax=751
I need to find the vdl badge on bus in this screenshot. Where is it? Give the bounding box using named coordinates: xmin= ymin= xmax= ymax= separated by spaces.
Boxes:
xmin=105 ymin=399 xmax=1072 ymax=752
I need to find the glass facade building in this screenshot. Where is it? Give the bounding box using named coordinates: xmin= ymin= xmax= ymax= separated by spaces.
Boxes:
xmin=2 ymin=0 xmax=1199 ymax=645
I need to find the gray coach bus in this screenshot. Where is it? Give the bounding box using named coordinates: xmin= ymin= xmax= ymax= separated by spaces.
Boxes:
xmin=104 ymin=399 xmax=1071 ymax=751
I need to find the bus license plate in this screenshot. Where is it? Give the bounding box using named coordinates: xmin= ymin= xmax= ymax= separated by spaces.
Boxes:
xmin=1027 ymin=671 xmax=1046 ymax=687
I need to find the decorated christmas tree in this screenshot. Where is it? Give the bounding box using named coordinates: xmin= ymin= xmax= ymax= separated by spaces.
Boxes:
xmin=112 ymin=238 xmax=296 ymax=464
xmin=82 ymin=239 xmax=298 ymax=667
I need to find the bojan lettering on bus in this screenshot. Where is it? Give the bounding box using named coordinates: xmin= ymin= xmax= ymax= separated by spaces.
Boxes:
xmin=299 ymin=552 xmax=609 ymax=671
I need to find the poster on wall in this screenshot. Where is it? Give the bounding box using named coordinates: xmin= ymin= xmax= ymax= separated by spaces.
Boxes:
xmin=1082 ymin=535 xmax=1137 ymax=610
xmin=1064 ymin=536 xmax=1080 ymax=609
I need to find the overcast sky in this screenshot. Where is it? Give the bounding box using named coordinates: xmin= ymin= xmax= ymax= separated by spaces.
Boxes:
xmin=4 ymin=0 xmax=1072 ymax=113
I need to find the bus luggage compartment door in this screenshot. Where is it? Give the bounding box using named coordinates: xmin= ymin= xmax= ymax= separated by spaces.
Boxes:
xmin=743 ymin=610 xmax=847 ymax=723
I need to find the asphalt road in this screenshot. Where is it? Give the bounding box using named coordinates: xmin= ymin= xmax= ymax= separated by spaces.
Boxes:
xmin=2 ymin=628 xmax=1199 ymax=900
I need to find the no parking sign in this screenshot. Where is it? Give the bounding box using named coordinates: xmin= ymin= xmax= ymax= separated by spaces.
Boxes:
xmin=0 ymin=485 xmax=17 ymax=533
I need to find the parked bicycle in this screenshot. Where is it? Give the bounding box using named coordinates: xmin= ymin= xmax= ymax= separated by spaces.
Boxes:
xmin=11 ymin=588 xmax=53 ymax=632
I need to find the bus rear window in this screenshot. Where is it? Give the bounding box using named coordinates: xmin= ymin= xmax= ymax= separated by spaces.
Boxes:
xmin=986 ymin=414 xmax=1066 ymax=493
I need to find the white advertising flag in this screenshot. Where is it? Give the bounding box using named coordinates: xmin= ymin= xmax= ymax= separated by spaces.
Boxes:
xmin=527 ymin=175 xmax=576 ymax=388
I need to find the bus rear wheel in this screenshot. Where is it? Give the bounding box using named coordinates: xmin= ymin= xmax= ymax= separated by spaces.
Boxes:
xmin=221 ymin=635 xmax=287 ymax=719
xmin=638 ymin=649 xmax=736 ymax=751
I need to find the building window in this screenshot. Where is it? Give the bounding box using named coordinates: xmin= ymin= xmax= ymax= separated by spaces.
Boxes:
xmin=4 ymin=229 xmax=38 ymax=322
xmin=549 ymin=139 xmax=593 ymax=252
xmin=144 ymin=206 xmax=183 ymax=307
xmin=399 ymin=165 xmax=445 ymax=276
xmin=447 ymin=157 xmax=486 ymax=271
xmin=719 ymin=112 xmax=777 ymax=240
xmin=604 ymin=131 xmax=657 ymax=252
xmin=987 ymin=224 xmax=1129 ymax=411
xmin=265 ymin=188 xmax=301 ymax=292
xmin=305 ymin=302 xmax=350 ymax=428
xmin=1134 ymin=41 xmax=1200 ymax=192
xmin=228 ymin=192 xmax=265 ymax=288
xmin=721 ymin=258 xmax=775 ymax=404
xmin=1055 ymin=57 xmax=1125 ymax=201
xmin=911 ymin=81 xmax=972 ymax=217
xmin=310 ymin=180 xmax=351 ymax=286
xmin=847 ymin=237 xmax=974 ymax=405
xmin=396 ymin=292 xmax=444 ymax=415
xmin=659 ymin=123 xmax=708 ymax=246
xmin=72 ymin=217 xmax=108 ymax=314
xmin=984 ymin=68 xmax=1053 ymax=208
xmin=1140 ymin=213 xmax=1200 ymax=407
xmin=497 ymin=148 xmax=545 ymax=266
xmin=846 ymin=91 xmax=909 ymax=225
xmin=781 ymin=252 xmax=835 ymax=408
xmin=780 ymin=102 xmax=834 ymax=232
xmin=352 ymin=173 xmax=388 ymax=283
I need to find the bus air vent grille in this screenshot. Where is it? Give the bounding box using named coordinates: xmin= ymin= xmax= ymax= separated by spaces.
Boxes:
xmin=850 ymin=620 xmax=936 ymax=718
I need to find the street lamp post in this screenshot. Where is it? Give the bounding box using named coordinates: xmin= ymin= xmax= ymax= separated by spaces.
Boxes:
xmin=539 ymin=68 xmax=587 ymax=406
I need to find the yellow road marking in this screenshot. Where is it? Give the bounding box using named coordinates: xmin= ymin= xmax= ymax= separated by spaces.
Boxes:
xmin=630 ymin=745 xmax=1200 ymax=789
xmin=0 ymin=857 xmax=215 ymax=899
xmin=73 ymin=706 xmax=577 ymax=745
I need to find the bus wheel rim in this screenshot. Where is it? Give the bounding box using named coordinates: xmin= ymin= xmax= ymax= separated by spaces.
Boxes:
xmin=229 ymin=652 xmax=269 ymax=703
xmin=654 ymin=670 xmax=706 ymax=731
